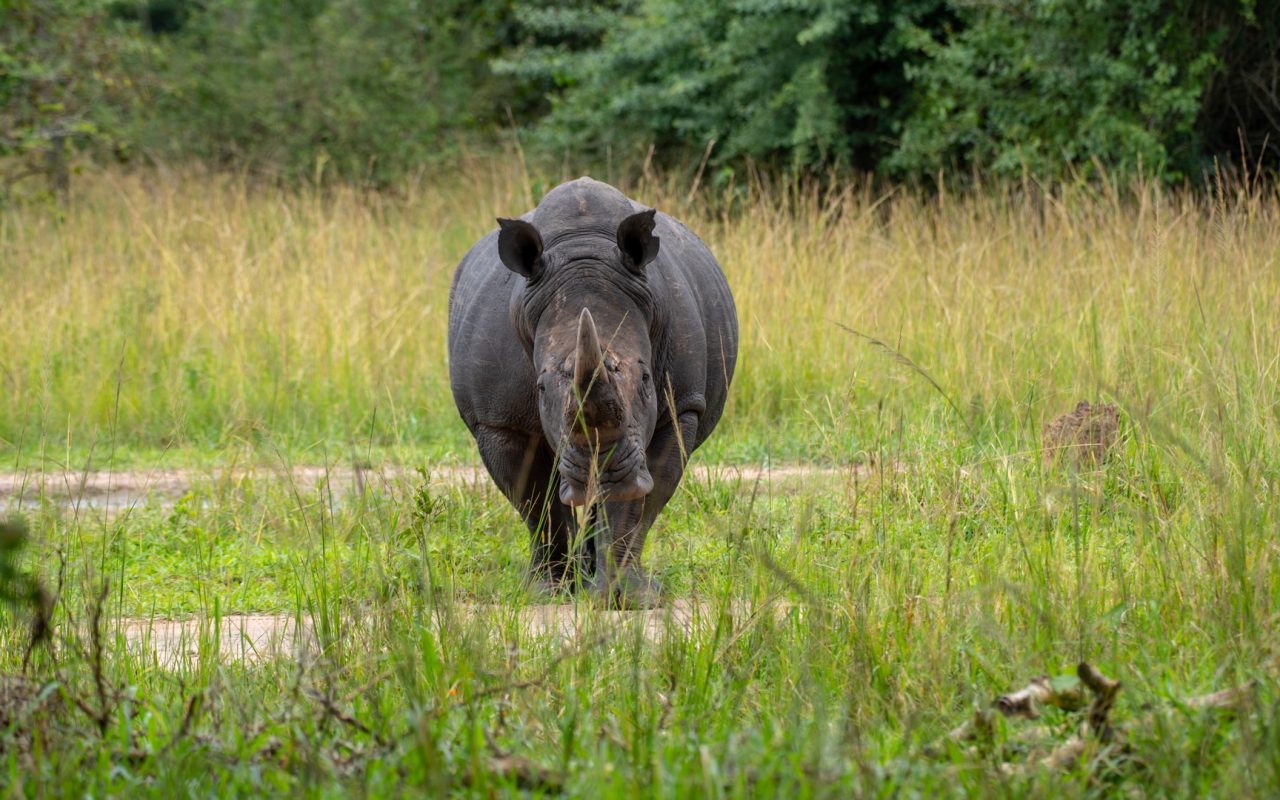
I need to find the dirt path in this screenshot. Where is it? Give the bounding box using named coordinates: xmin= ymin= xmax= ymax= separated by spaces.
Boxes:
xmin=117 ymin=598 xmax=797 ymax=667
xmin=0 ymin=462 xmax=870 ymax=513
xmin=6 ymin=462 xmax=833 ymax=664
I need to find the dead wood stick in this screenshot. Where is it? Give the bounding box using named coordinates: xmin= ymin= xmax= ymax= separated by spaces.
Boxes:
xmin=931 ymin=663 xmax=1260 ymax=770
xmin=1009 ymin=663 xmax=1122 ymax=773
xmin=1182 ymin=680 xmax=1256 ymax=712
xmin=924 ymin=708 xmax=996 ymax=756
xmin=927 ymin=671 xmax=1089 ymax=755
xmin=1078 ymin=662 xmax=1121 ymax=740
xmin=996 ymin=674 xmax=1088 ymax=719
xmin=1037 ymin=736 xmax=1091 ymax=771
xmin=462 ymin=755 xmax=564 ymax=793
xmin=1025 ymin=674 xmax=1259 ymax=774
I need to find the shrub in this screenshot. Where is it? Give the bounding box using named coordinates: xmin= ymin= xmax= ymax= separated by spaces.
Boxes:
xmin=121 ymin=0 xmax=518 ymax=183
xmin=507 ymin=0 xmax=952 ymax=171
xmin=889 ymin=0 xmax=1225 ymax=182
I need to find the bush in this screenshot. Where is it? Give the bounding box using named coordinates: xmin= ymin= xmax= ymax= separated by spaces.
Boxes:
xmin=122 ymin=0 xmax=518 ymax=183
xmin=889 ymin=0 xmax=1225 ymax=182
xmin=0 ymin=0 xmax=142 ymax=194
xmin=1196 ymin=1 xmax=1280 ymax=177
xmin=10 ymin=0 xmax=1275 ymax=185
xmin=519 ymin=0 xmax=1276 ymax=183
xmin=507 ymin=0 xmax=953 ymax=171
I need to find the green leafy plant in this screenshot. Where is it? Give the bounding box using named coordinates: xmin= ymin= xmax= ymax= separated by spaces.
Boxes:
xmin=507 ymin=0 xmax=951 ymax=171
xmin=889 ymin=0 xmax=1226 ymax=182
xmin=0 ymin=0 xmax=143 ymax=195
xmin=0 ymin=517 xmax=50 ymax=648
xmin=119 ymin=0 xmax=520 ymax=183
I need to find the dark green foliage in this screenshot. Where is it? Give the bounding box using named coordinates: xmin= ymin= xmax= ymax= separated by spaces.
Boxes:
xmin=509 ymin=0 xmax=951 ymax=171
xmin=120 ymin=0 xmax=519 ymax=182
xmin=0 ymin=517 xmax=33 ymax=606
xmin=4 ymin=0 xmax=1278 ymax=184
xmin=515 ymin=0 xmax=1276 ymax=182
xmin=107 ymin=0 xmax=190 ymax=34
xmin=0 ymin=0 xmax=142 ymax=192
xmin=1197 ymin=1 xmax=1280 ymax=174
xmin=889 ymin=0 xmax=1228 ymax=182
xmin=0 ymin=517 xmax=49 ymax=645
xmin=491 ymin=0 xmax=635 ymax=123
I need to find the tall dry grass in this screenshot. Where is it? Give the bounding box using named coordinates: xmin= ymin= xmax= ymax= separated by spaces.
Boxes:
xmin=2 ymin=161 xmax=1278 ymax=467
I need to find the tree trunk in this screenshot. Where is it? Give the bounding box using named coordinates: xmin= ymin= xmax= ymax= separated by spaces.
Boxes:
xmin=46 ymin=133 xmax=69 ymax=199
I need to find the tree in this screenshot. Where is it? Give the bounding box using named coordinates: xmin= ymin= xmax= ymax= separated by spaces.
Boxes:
xmin=505 ymin=0 xmax=953 ymax=171
xmin=121 ymin=0 xmax=521 ymax=183
xmin=0 ymin=0 xmax=139 ymax=196
xmin=889 ymin=0 xmax=1223 ymax=183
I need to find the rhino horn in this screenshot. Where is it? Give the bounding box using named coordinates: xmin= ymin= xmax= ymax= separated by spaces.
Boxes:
xmin=573 ymin=307 xmax=603 ymax=396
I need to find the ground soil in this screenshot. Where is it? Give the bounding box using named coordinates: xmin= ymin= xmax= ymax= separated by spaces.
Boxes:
xmin=2 ymin=463 xmax=828 ymax=665
xmin=0 ymin=462 xmax=869 ymax=513
xmin=117 ymin=598 xmax=798 ymax=666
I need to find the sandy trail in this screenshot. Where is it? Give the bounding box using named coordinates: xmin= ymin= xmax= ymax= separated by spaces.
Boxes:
xmin=4 ymin=463 xmax=831 ymax=664
xmin=116 ymin=598 xmax=797 ymax=667
xmin=0 ymin=462 xmax=870 ymax=513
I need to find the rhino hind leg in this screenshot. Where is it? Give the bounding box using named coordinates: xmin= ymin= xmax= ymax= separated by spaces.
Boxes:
xmin=472 ymin=425 xmax=577 ymax=595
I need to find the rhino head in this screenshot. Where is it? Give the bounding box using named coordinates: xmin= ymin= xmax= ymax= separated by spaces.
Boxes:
xmin=496 ymin=208 xmax=662 ymax=506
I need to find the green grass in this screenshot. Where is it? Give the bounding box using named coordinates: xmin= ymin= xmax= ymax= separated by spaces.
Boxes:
xmin=1 ymin=164 xmax=1278 ymax=795
xmin=5 ymin=453 xmax=1277 ymax=796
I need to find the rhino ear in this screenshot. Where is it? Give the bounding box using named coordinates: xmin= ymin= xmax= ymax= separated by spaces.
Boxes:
xmin=616 ymin=208 xmax=660 ymax=273
xmin=497 ymin=218 xmax=544 ymax=279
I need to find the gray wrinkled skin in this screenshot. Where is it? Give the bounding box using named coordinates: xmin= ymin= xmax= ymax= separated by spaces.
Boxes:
xmin=447 ymin=177 xmax=738 ymax=608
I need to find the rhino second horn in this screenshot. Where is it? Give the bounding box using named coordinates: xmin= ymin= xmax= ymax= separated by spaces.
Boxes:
xmin=573 ymin=307 xmax=603 ymax=394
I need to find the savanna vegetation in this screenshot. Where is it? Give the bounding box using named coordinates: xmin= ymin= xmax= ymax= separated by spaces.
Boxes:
xmin=2 ymin=0 xmax=1280 ymax=797
xmin=3 ymin=0 xmax=1279 ymax=188
xmin=3 ymin=164 xmax=1279 ymax=796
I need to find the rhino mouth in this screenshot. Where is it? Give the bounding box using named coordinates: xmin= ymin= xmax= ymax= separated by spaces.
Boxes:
xmin=557 ymin=436 xmax=652 ymax=506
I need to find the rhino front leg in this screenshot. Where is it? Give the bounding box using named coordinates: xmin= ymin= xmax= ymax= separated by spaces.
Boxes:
xmin=472 ymin=424 xmax=577 ymax=595
xmin=590 ymin=411 xmax=700 ymax=609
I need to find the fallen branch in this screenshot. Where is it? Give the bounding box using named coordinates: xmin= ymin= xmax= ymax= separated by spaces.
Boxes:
xmin=1027 ymin=663 xmax=1124 ymax=774
xmin=304 ymin=687 xmax=388 ymax=749
xmin=926 ymin=672 xmax=1089 ymax=756
xmin=931 ymin=662 xmax=1259 ymax=775
xmin=924 ymin=708 xmax=995 ymax=757
xmin=466 ymin=754 xmax=565 ymax=793
xmin=996 ymin=674 xmax=1088 ymax=719
xmin=1182 ymin=681 xmax=1256 ymax=712
xmin=1078 ymin=662 xmax=1121 ymax=741
xmin=469 ymin=727 xmax=565 ymax=793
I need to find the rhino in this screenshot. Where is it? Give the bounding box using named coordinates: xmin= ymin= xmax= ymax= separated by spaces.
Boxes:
xmin=447 ymin=177 xmax=738 ymax=607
